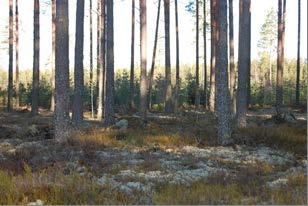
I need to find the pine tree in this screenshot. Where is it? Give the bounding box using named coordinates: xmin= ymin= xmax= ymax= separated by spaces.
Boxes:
xmin=175 ymin=0 xmax=180 ymax=111
xmin=50 ymin=0 xmax=56 ymax=112
xmin=130 ymin=0 xmax=135 ymax=109
xmin=7 ymin=0 xmax=13 ymax=112
xmin=195 ymin=0 xmax=200 ymax=110
xmin=15 ymin=0 xmax=19 ymax=109
xmin=295 ymin=0 xmax=301 ymax=105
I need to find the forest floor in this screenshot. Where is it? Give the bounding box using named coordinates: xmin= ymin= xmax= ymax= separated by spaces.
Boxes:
xmin=0 ymin=106 xmax=307 ymax=204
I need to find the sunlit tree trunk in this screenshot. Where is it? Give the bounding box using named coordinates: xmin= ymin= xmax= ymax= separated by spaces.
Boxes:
xmin=175 ymin=0 xmax=180 ymax=111
xmin=55 ymin=0 xmax=70 ymax=142
xmin=195 ymin=0 xmax=200 ymax=110
xmin=89 ymin=0 xmax=94 ymax=118
xmin=32 ymin=0 xmax=40 ymax=115
xmin=130 ymin=0 xmax=135 ymax=109
xmin=72 ymin=0 xmax=85 ymax=126
xmin=229 ymin=0 xmax=235 ymax=114
xmin=15 ymin=0 xmax=19 ymax=109
xmin=50 ymin=0 xmax=56 ymax=112
xmin=149 ymin=0 xmax=161 ymax=110
xmin=296 ymin=0 xmax=301 ymax=105
xmin=7 ymin=0 xmax=13 ymax=112
xmin=203 ymin=0 xmax=207 ymax=109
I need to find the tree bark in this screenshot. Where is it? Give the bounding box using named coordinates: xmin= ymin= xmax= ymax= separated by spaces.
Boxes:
xmin=130 ymin=0 xmax=135 ymax=109
xmin=97 ymin=0 xmax=105 ymax=121
xmin=216 ymin=0 xmax=232 ymax=145
xmin=236 ymin=0 xmax=251 ymax=127
xmin=32 ymin=0 xmax=40 ymax=115
xmin=15 ymin=0 xmax=19 ymax=109
xmin=96 ymin=0 xmax=101 ymax=111
xmin=55 ymin=0 xmax=70 ymax=142
xmin=140 ymin=0 xmax=148 ymax=123
xmin=195 ymin=0 xmax=200 ymax=110
xmin=89 ymin=0 xmax=94 ymax=118
xmin=164 ymin=0 xmax=173 ymax=113
xmin=149 ymin=0 xmax=161 ymax=110
xmin=72 ymin=0 xmax=85 ymax=126
xmin=175 ymin=0 xmax=180 ymax=111
xmin=7 ymin=0 xmax=13 ymax=112
xmin=203 ymin=0 xmax=207 ymax=109
xmin=209 ymin=0 xmax=217 ymax=112
xmin=228 ymin=0 xmax=235 ymax=114
xmin=296 ymin=0 xmax=301 ymax=105
xmin=104 ymin=0 xmax=115 ymax=125
xmin=50 ymin=0 xmax=56 ymax=112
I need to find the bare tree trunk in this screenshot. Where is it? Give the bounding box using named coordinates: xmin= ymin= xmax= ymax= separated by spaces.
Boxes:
xmin=175 ymin=0 xmax=180 ymax=111
xmin=195 ymin=0 xmax=200 ymax=110
xmin=96 ymin=0 xmax=101 ymax=111
xmin=209 ymin=0 xmax=217 ymax=112
xmin=32 ymin=0 xmax=40 ymax=115
xmin=229 ymin=0 xmax=235 ymax=114
xmin=203 ymin=0 xmax=207 ymax=109
xmin=236 ymin=0 xmax=251 ymax=127
xmin=97 ymin=0 xmax=105 ymax=121
xmin=89 ymin=0 xmax=94 ymax=118
xmin=276 ymin=0 xmax=286 ymax=108
xmin=130 ymin=0 xmax=135 ymax=109
xmin=149 ymin=0 xmax=161 ymax=110
xmin=55 ymin=0 xmax=70 ymax=142
xmin=164 ymin=0 xmax=173 ymax=113
xmin=104 ymin=0 xmax=115 ymax=125
xmin=216 ymin=0 xmax=232 ymax=145
xmin=72 ymin=0 xmax=85 ymax=126
xmin=7 ymin=0 xmax=13 ymax=112
xmin=50 ymin=0 xmax=56 ymax=112
xmin=140 ymin=0 xmax=148 ymax=123
xmin=15 ymin=0 xmax=19 ymax=109
xmin=296 ymin=0 xmax=301 ymax=105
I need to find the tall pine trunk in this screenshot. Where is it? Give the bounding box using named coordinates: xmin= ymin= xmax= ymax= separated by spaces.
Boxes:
xmin=295 ymin=0 xmax=301 ymax=105
xmin=229 ymin=0 xmax=235 ymax=114
xmin=15 ymin=0 xmax=19 ymax=109
xmin=72 ymin=0 xmax=85 ymax=126
xmin=175 ymin=0 xmax=180 ymax=111
xmin=105 ymin=0 xmax=115 ymax=125
xmin=164 ymin=0 xmax=173 ymax=113
xmin=8 ymin=0 xmax=13 ymax=112
xmin=50 ymin=0 xmax=55 ymax=112
xmin=130 ymin=0 xmax=135 ymax=109
xmin=216 ymin=0 xmax=232 ymax=145
xmin=236 ymin=0 xmax=251 ymax=127
xmin=32 ymin=0 xmax=40 ymax=115
xmin=96 ymin=0 xmax=101 ymax=111
xmin=140 ymin=0 xmax=148 ymax=123
xmin=203 ymin=0 xmax=207 ymax=109
xmin=89 ymin=0 xmax=94 ymax=118
xmin=149 ymin=0 xmax=161 ymax=110
xmin=195 ymin=0 xmax=200 ymax=110
xmin=55 ymin=0 xmax=70 ymax=142
xmin=209 ymin=0 xmax=217 ymax=112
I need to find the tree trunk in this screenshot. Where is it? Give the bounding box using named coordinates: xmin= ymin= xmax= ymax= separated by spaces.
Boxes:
xmin=50 ymin=0 xmax=56 ymax=112
xmin=96 ymin=0 xmax=101 ymax=111
xmin=104 ymin=0 xmax=115 ymax=125
xmin=164 ymin=0 xmax=173 ymax=113
xmin=15 ymin=0 xmax=19 ymax=109
xmin=130 ymin=0 xmax=135 ymax=109
xmin=236 ymin=0 xmax=251 ymax=127
xmin=276 ymin=0 xmax=286 ymax=107
xmin=55 ymin=0 xmax=70 ymax=142
xmin=209 ymin=0 xmax=217 ymax=112
xmin=140 ymin=0 xmax=148 ymax=123
xmin=175 ymin=0 xmax=180 ymax=111
xmin=229 ymin=0 xmax=235 ymax=114
xmin=203 ymin=0 xmax=207 ymax=109
xmin=216 ymin=0 xmax=232 ymax=145
xmin=195 ymin=0 xmax=200 ymax=110
xmin=149 ymin=0 xmax=161 ymax=110
xmin=7 ymin=0 xmax=13 ymax=112
xmin=72 ymin=0 xmax=85 ymax=126
xmin=97 ymin=0 xmax=105 ymax=121
xmin=296 ymin=0 xmax=301 ymax=105
xmin=32 ymin=0 xmax=40 ymax=115
xmin=89 ymin=0 xmax=94 ymax=118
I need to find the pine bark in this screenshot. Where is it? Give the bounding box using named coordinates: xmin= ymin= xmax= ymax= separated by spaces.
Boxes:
xmin=8 ymin=0 xmax=13 ymax=112
xmin=32 ymin=0 xmax=40 ymax=115
xmin=55 ymin=0 xmax=70 ymax=142
xmin=228 ymin=0 xmax=235 ymax=114
xmin=96 ymin=0 xmax=101 ymax=110
xmin=175 ymin=0 xmax=180 ymax=111
xmin=15 ymin=0 xmax=19 ymax=109
xmin=236 ymin=0 xmax=251 ymax=127
xmin=72 ymin=0 xmax=85 ymax=126
xmin=50 ymin=0 xmax=56 ymax=112
xmin=140 ymin=0 xmax=148 ymax=123
xmin=130 ymin=0 xmax=135 ymax=109
xmin=149 ymin=0 xmax=161 ymax=110
xmin=195 ymin=0 xmax=200 ymax=110
xmin=104 ymin=0 xmax=115 ymax=125
xmin=203 ymin=0 xmax=207 ymax=109
xmin=216 ymin=0 xmax=232 ymax=145
xmin=295 ymin=0 xmax=301 ymax=105
xmin=90 ymin=0 xmax=94 ymax=118
xmin=164 ymin=0 xmax=173 ymax=113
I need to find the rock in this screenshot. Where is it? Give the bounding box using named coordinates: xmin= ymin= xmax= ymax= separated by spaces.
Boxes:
xmin=266 ymin=178 xmax=289 ymax=188
xmin=115 ymin=119 xmax=128 ymax=129
xmin=27 ymin=199 xmax=43 ymax=205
